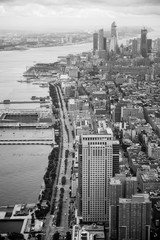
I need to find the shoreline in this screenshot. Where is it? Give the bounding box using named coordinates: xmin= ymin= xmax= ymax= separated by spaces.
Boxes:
xmin=0 ymin=40 xmax=92 ymax=52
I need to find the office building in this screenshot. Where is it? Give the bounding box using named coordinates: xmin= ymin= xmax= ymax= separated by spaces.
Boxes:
xmin=141 ymin=28 xmax=148 ymax=58
xmin=125 ymin=177 xmax=137 ymax=198
xmin=121 ymin=106 xmax=144 ymax=122
xmin=147 ymin=39 xmax=152 ymax=53
xmin=110 ymin=22 xmax=118 ymax=53
xmin=78 ymin=127 xmax=117 ymax=222
xmin=98 ymin=29 xmax=104 ymax=51
xmin=109 ymin=178 xmax=122 ymax=239
xmin=119 ymin=194 xmax=151 ymax=240
xmin=111 ymin=21 xmax=118 ymax=38
xmin=132 ymin=39 xmax=138 ymax=55
xmin=103 ymin=37 xmax=107 ymax=50
xmin=93 ymin=32 xmax=98 ymax=52
xmin=113 ymin=141 xmax=119 ymax=176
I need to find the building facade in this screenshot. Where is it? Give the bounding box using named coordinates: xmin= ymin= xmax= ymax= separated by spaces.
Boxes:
xmin=93 ymin=32 xmax=98 ymax=52
xmin=119 ymin=194 xmax=151 ymax=240
xmin=141 ymin=28 xmax=148 ymax=58
xmin=109 ymin=178 xmax=122 ymax=239
xmin=78 ymin=128 xmax=117 ymax=222
xmin=98 ymin=29 xmax=104 ymax=51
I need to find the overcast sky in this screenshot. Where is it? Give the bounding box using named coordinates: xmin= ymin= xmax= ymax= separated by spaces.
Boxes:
xmin=0 ymin=0 xmax=159 ymax=32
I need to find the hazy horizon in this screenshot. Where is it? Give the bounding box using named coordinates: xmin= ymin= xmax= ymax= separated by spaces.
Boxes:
xmin=0 ymin=0 xmax=159 ymax=33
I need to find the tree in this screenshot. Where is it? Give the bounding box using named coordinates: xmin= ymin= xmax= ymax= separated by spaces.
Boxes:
xmin=60 ymin=187 xmax=65 ymax=194
xmin=36 ymin=234 xmax=42 ymax=240
xmin=0 ymin=235 xmax=5 ymax=240
xmin=66 ymin=232 xmax=71 ymax=240
xmin=53 ymin=232 xmax=60 ymax=240
xmin=8 ymin=233 xmax=24 ymax=240
xmin=61 ymin=176 xmax=66 ymax=185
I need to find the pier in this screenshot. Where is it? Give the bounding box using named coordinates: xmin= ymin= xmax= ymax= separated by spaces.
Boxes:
xmin=0 ymin=100 xmax=50 ymax=104
xmin=0 ymin=139 xmax=55 ymax=146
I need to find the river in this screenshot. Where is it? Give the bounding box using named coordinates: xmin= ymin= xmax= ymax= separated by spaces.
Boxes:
xmin=0 ymin=42 xmax=92 ymax=206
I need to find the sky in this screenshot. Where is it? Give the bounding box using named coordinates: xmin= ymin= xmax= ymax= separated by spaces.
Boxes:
xmin=0 ymin=0 xmax=160 ymax=33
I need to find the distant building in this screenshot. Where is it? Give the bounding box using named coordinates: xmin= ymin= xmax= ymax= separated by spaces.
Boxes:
xmin=132 ymin=39 xmax=138 ymax=55
xmin=141 ymin=28 xmax=148 ymax=58
xmin=103 ymin=37 xmax=107 ymax=50
xmin=119 ymin=194 xmax=151 ymax=240
xmin=69 ymin=66 xmax=79 ymax=78
xmin=98 ymin=29 xmax=104 ymax=51
xmin=93 ymin=33 xmax=98 ymax=52
xmin=111 ymin=21 xmax=118 ymax=38
xmin=110 ymin=22 xmax=118 ymax=53
xmin=147 ymin=39 xmax=152 ymax=53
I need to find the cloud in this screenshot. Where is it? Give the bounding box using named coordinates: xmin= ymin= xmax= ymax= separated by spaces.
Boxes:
xmin=0 ymin=0 xmax=159 ymax=32
xmin=0 ymin=5 xmax=5 ymax=15
xmin=1 ymin=0 xmax=160 ymax=8
xmin=1 ymin=0 xmax=160 ymax=17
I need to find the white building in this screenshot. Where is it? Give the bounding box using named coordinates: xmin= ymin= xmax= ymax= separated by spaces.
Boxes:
xmin=78 ymin=126 xmax=115 ymax=222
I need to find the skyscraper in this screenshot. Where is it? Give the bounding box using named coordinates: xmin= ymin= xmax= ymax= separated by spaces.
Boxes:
xmin=93 ymin=32 xmax=98 ymax=52
xmin=132 ymin=39 xmax=138 ymax=55
xmin=98 ymin=29 xmax=104 ymax=51
xmin=109 ymin=178 xmax=122 ymax=239
xmin=125 ymin=177 xmax=137 ymax=198
xmin=119 ymin=194 xmax=151 ymax=240
xmin=141 ymin=28 xmax=148 ymax=58
xmin=147 ymin=39 xmax=152 ymax=53
xmin=78 ymin=126 xmax=116 ymax=222
xmin=110 ymin=22 xmax=118 ymax=53
xmin=111 ymin=21 xmax=118 ymax=38
xmin=103 ymin=37 xmax=107 ymax=50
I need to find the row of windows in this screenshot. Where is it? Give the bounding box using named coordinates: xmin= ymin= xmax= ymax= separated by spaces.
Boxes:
xmin=87 ymin=142 xmax=112 ymax=145
xmin=83 ymin=137 xmax=112 ymax=141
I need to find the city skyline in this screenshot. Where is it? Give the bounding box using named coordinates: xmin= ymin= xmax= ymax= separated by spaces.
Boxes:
xmin=0 ymin=0 xmax=160 ymax=32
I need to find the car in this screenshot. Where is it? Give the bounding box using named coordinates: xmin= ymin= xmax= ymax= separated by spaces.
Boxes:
xmin=65 ymin=213 xmax=67 ymax=216
xmin=66 ymin=197 xmax=68 ymax=200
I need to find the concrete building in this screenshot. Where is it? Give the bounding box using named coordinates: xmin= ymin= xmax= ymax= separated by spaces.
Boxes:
xmin=98 ymin=29 xmax=104 ymax=51
xmin=132 ymin=39 xmax=138 ymax=55
xmin=69 ymin=67 xmax=80 ymax=78
xmin=137 ymin=168 xmax=160 ymax=192
xmin=121 ymin=106 xmax=144 ymax=122
xmin=78 ymin=126 xmax=118 ymax=222
xmin=147 ymin=39 xmax=152 ymax=54
xmin=109 ymin=178 xmax=122 ymax=239
xmin=125 ymin=177 xmax=137 ymax=198
xmin=72 ymin=173 xmax=78 ymax=198
xmin=141 ymin=28 xmax=148 ymax=58
xmin=110 ymin=22 xmax=118 ymax=53
xmin=148 ymin=141 xmax=160 ymax=159
xmin=119 ymin=194 xmax=151 ymax=240
xmin=93 ymin=33 xmax=98 ymax=52
xmin=72 ymin=224 xmax=105 ymax=240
